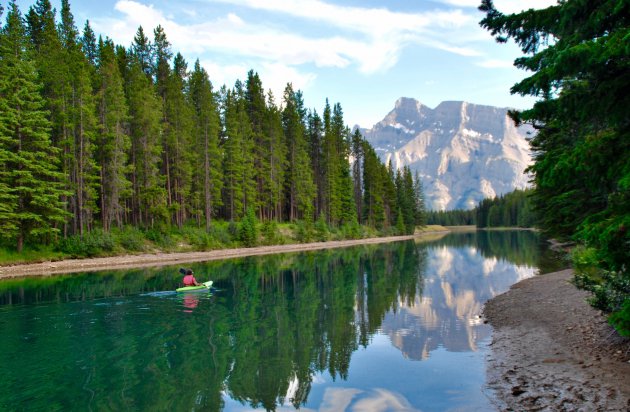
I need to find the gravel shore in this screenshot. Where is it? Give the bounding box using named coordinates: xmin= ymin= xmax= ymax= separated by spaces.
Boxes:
xmin=0 ymin=235 xmax=435 ymax=278
xmin=484 ymin=269 xmax=630 ymax=411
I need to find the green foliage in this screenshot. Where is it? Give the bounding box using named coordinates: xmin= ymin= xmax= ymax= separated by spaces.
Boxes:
xmin=112 ymin=226 xmax=146 ymax=252
xmin=427 ymin=209 xmax=475 ymax=226
xmin=238 ymin=207 xmax=258 ymax=247
xmin=56 ymin=228 xmax=115 ymax=257
xmin=295 ymin=219 xmax=314 ymax=243
xmin=574 ymin=270 xmax=630 ymax=315
xmin=609 ymin=299 xmax=630 ymax=337
xmin=570 ymin=246 xmax=600 ymax=278
xmin=143 ymin=227 xmax=175 ymax=249
xmin=395 ymin=210 xmax=405 ymax=235
xmin=0 ymin=244 xmax=64 ymax=265
xmin=314 ymin=213 xmax=329 ymax=242
xmin=0 ymin=2 xmax=71 ymax=251
xmin=480 ymin=0 xmax=630 ymax=333
xmin=261 ymin=220 xmax=284 ymax=245
xmin=476 ymin=189 xmax=537 ymax=228
xmin=340 ymin=221 xmax=362 ymax=240
xmin=0 ymin=1 xmax=423 ymax=258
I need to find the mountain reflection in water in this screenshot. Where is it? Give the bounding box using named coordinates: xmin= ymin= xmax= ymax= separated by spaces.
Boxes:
xmin=383 ymin=244 xmax=535 ymax=360
xmin=0 ymin=230 xmax=555 ymax=411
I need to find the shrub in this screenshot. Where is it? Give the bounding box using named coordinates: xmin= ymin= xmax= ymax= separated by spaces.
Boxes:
xmin=609 ymin=299 xmax=630 ymax=337
xmin=314 ymin=214 xmax=329 ymax=242
xmin=238 ymin=208 xmax=258 ymax=247
xmin=295 ymin=220 xmax=314 ymax=243
xmin=261 ymin=220 xmax=282 ymax=245
xmin=143 ymin=227 xmax=174 ymax=249
xmin=113 ymin=227 xmax=146 ymax=252
xmin=340 ymin=221 xmax=362 ymax=240
xmin=209 ymin=222 xmax=233 ymax=245
xmin=56 ymin=229 xmax=115 ymax=257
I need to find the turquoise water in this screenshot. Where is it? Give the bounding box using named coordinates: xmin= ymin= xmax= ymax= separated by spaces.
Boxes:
xmin=0 ymin=231 xmax=561 ymax=411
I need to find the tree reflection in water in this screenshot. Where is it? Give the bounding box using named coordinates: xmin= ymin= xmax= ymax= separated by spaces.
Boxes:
xmin=0 ymin=230 xmax=550 ymax=411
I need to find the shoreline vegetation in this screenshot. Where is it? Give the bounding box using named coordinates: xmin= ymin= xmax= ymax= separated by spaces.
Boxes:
xmin=0 ymin=225 xmax=450 ymax=279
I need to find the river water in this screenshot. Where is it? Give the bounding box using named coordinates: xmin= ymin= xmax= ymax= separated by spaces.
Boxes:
xmin=0 ymin=231 xmax=562 ymax=411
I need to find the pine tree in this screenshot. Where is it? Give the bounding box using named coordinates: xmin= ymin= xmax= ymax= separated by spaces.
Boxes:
xmin=0 ymin=1 xmax=70 ymax=251
xmin=283 ymin=84 xmax=315 ymax=221
xmin=351 ymin=128 xmax=363 ymax=222
xmin=162 ymin=52 xmax=194 ymax=227
xmin=125 ymin=48 xmax=165 ymax=226
xmin=413 ymin=170 xmax=427 ymax=227
xmin=189 ymin=59 xmax=222 ymax=230
xmin=307 ymin=109 xmax=324 ymax=217
xmin=62 ymin=0 xmax=100 ymax=236
xmin=131 ymin=26 xmax=152 ymax=79
xmin=222 ymin=88 xmax=245 ymax=220
xmin=361 ymin=142 xmax=385 ymax=228
xmin=96 ymin=38 xmax=131 ymax=231
xmin=262 ymin=91 xmax=286 ymax=221
xmin=80 ymin=20 xmax=97 ymax=66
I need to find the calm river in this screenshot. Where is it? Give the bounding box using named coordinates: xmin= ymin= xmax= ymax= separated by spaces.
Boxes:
xmin=0 ymin=231 xmax=562 ymax=411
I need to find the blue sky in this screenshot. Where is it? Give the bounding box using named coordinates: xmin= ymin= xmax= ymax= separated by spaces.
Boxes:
xmin=14 ymin=0 xmax=556 ymax=127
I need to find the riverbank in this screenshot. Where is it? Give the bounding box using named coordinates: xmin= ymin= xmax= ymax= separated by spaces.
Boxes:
xmin=0 ymin=230 xmax=449 ymax=279
xmin=484 ymin=269 xmax=630 ymax=411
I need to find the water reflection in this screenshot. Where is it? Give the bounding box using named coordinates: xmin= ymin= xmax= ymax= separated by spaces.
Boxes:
xmin=0 ymin=230 xmax=555 ymax=411
xmin=382 ymin=244 xmax=535 ymax=361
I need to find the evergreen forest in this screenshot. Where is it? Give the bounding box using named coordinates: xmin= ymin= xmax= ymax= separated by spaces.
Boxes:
xmin=427 ymin=188 xmax=537 ymax=228
xmin=480 ymin=0 xmax=629 ymax=334
xmin=0 ymin=0 xmax=425 ymax=258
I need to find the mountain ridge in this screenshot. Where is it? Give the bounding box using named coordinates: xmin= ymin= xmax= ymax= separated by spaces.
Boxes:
xmin=361 ymin=97 xmax=533 ymax=210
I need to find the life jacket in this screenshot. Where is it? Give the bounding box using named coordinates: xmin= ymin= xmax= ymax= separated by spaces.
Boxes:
xmin=183 ymin=274 xmax=196 ymax=286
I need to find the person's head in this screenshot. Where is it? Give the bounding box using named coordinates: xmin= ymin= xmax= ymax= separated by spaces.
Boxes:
xmin=179 ymin=268 xmax=186 ymax=275
xmin=186 ymin=269 xmax=193 ymax=276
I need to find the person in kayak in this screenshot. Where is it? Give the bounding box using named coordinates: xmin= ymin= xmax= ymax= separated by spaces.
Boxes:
xmin=182 ymin=269 xmax=200 ymax=286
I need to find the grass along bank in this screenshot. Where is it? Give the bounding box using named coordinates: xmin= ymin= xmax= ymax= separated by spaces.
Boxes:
xmin=0 ymin=221 xmax=449 ymax=267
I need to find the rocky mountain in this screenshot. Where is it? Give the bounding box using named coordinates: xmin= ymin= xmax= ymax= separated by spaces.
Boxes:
xmin=361 ymin=97 xmax=534 ymax=210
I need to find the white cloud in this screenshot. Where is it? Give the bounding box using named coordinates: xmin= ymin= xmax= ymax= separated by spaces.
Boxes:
xmin=200 ymin=60 xmax=317 ymax=102
xmin=476 ymin=59 xmax=514 ymax=68
xmin=92 ymin=0 xmax=485 ymax=76
xmin=440 ymin=0 xmax=558 ymax=14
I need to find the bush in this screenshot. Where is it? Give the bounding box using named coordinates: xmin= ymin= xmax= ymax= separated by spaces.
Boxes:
xmin=228 ymin=221 xmax=238 ymax=238
xmin=56 ymin=229 xmax=115 ymax=257
xmin=261 ymin=220 xmax=283 ymax=245
xmin=209 ymin=222 xmax=233 ymax=245
xmin=314 ymin=214 xmax=329 ymax=242
xmin=238 ymin=208 xmax=258 ymax=247
xmin=295 ymin=220 xmax=314 ymax=243
xmin=113 ymin=227 xmax=146 ymax=252
xmin=609 ymin=299 xmax=630 ymax=337
xmin=185 ymin=227 xmax=215 ymax=250
xmin=340 ymin=221 xmax=362 ymax=240
xmin=143 ymin=227 xmax=174 ymax=249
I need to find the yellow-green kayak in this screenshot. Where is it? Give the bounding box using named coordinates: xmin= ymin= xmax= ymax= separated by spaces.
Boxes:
xmin=176 ymin=280 xmax=213 ymax=292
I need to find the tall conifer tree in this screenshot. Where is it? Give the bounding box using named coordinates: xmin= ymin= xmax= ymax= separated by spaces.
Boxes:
xmin=0 ymin=1 xmax=69 ymax=251
xmin=189 ymin=59 xmax=222 ymax=230
xmin=96 ymin=38 xmax=131 ymax=231
xmin=125 ymin=48 xmax=165 ymax=226
xmin=283 ymin=84 xmax=315 ymax=221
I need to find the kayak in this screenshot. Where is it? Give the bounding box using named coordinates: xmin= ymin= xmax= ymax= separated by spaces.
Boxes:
xmin=176 ymin=280 xmax=213 ymax=292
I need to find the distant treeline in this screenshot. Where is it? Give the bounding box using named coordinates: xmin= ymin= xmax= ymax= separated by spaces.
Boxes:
xmin=427 ymin=189 xmax=537 ymax=228
xmin=0 ymin=1 xmax=425 ymax=252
